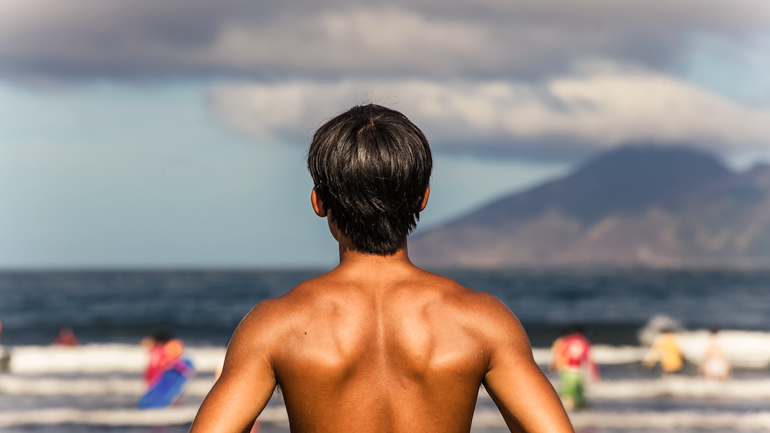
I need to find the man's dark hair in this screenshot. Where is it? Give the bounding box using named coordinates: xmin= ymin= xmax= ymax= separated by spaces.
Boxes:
xmin=307 ymin=104 xmax=432 ymax=255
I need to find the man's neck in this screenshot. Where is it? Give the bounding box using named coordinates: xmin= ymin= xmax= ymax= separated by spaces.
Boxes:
xmin=336 ymin=238 xmax=416 ymax=276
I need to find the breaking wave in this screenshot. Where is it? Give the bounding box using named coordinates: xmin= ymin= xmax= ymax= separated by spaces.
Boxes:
xmin=533 ymin=330 xmax=770 ymax=368
xmin=1 ymin=406 xmax=769 ymax=430
xmin=4 ymin=344 xmax=225 ymax=374
xmin=0 ymin=406 xmax=289 ymax=427
xmin=0 ymin=376 xmax=215 ymax=397
xmin=3 ymin=329 xmax=770 ymax=375
xmin=475 ymin=409 xmax=770 ymax=430
xmin=4 ymin=375 xmax=769 ymax=400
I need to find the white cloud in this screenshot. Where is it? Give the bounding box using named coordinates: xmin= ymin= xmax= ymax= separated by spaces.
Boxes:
xmin=207 ymin=66 xmax=770 ymax=156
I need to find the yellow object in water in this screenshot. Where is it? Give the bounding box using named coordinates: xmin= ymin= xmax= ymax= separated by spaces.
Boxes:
xmin=644 ymin=332 xmax=682 ymax=372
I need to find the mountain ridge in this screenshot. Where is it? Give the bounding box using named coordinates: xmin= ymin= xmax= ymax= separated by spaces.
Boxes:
xmin=410 ymin=145 xmax=770 ymax=268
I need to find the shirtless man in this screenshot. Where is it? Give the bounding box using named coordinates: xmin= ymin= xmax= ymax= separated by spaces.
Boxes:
xmin=190 ymin=105 xmax=573 ymax=433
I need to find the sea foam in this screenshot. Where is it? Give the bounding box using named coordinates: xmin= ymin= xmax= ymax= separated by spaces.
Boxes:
xmin=3 ymin=375 xmax=770 ymax=400
xmin=7 ymin=345 xmax=225 ymax=374
xmin=2 ymin=406 xmax=770 ymax=430
xmin=533 ymin=330 xmax=770 ymax=368
xmin=5 ymin=329 xmax=770 ymax=375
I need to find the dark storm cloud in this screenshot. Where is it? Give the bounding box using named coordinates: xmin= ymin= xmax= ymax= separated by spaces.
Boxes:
xmin=1 ymin=0 xmax=768 ymax=80
xmin=4 ymin=0 xmax=769 ymax=159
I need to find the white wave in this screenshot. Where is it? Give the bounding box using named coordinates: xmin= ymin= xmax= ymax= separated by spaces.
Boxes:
xmin=568 ymin=410 xmax=770 ymax=430
xmin=186 ymin=347 xmax=227 ymax=372
xmin=0 ymin=376 xmax=216 ymax=397
xmin=5 ymin=330 xmax=770 ymax=375
xmin=585 ymin=377 xmax=770 ymax=400
xmin=677 ymin=330 xmax=770 ymax=369
xmin=9 ymin=345 xmax=146 ymax=374
xmin=532 ymin=345 xmax=648 ymax=365
xmin=7 ymin=344 xmax=226 ymax=374
xmin=2 ymin=406 xmax=770 ymax=430
xmin=533 ymin=330 xmax=770 ymax=368
xmin=474 ymin=408 xmax=770 ymax=430
xmin=5 ymin=375 xmax=770 ymax=401
xmin=0 ymin=406 xmax=288 ymax=427
xmin=0 ymin=407 xmax=199 ymax=427
xmin=479 ymin=378 xmax=770 ymax=400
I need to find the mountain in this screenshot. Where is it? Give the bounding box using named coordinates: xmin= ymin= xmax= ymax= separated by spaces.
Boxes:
xmin=410 ymin=146 xmax=770 ymax=268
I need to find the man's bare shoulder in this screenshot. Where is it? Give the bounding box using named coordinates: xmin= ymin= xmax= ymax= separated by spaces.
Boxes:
xmin=237 ymin=273 xmax=332 ymax=328
xmin=228 ymin=273 xmax=336 ymax=353
xmin=232 ymin=269 xmax=528 ymax=357
xmin=416 ymin=270 xmax=526 ymax=337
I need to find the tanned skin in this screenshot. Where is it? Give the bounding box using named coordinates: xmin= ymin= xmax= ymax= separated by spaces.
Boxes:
xmin=190 ymin=188 xmax=574 ymax=433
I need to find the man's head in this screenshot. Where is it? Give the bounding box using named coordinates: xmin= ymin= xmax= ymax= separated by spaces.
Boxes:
xmin=307 ymin=104 xmax=432 ymax=255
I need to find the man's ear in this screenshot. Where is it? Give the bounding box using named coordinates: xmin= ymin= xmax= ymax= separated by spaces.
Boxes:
xmin=311 ymin=188 xmax=327 ymax=217
xmin=419 ymin=186 xmax=430 ymax=212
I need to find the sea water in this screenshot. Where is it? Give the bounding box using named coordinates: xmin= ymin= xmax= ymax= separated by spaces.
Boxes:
xmin=3 ymin=268 xmax=770 ymax=346
xmin=1 ymin=268 xmax=770 ymax=432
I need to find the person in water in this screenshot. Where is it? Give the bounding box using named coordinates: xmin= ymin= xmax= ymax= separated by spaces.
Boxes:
xmin=551 ymin=326 xmax=600 ymax=410
xmin=549 ymin=328 xmax=569 ymax=372
xmin=643 ymin=327 xmax=683 ymax=376
xmin=0 ymin=321 xmax=7 ymax=372
xmin=54 ymin=327 xmax=79 ymax=346
xmin=0 ymin=321 xmax=8 ymax=373
xmin=191 ymin=105 xmax=573 ymax=433
xmin=139 ymin=332 xmax=196 ymax=409
xmin=142 ymin=331 xmax=188 ymax=386
xmin=699 ymin=326 xmax=731 ymax=380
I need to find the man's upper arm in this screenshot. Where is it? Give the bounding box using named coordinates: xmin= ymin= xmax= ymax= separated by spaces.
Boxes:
xmin=190 ymin=300 xmax=281 ymax=433
xmin=479 ymin=297 xmax=574 ymax=433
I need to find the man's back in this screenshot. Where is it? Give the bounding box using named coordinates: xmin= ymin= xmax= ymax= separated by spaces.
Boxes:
xmin=270 ymin=266 xmax=490 ymax=432
xmin=192 ymin=258 xmax=573 ymax=433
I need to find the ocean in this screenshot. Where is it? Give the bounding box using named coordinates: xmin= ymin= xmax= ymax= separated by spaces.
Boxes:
xmin=2 ymin=268 xmax=770 ymax=346
xmin=1 ymin=268 xmax=770 ymax=432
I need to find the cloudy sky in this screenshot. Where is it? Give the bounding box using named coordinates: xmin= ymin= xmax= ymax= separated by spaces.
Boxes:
xmin=1 ymin=0 xmax=769 ymax=268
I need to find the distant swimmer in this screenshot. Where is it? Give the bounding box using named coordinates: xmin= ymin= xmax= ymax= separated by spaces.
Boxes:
xmin=54 ymin=327 xmax=79 ymax=346
xmin=139 ymin=332 xmax=196 ymax=408
xmin=699 ymin=326 xmax=731 ymax=380
xmin=643 ymin=327 xmax=682 ymax=376
xmin=552 ymin=326 xmax=600 ymax=411
xmin=143 ymin=331 xmax=182 ymax=386
xmin=191 ymin=105 xmax=574 ymax=433
xmin=0 ymin=321 xmax=8 ymax=373
xmin=549 ymin=328 xmax=569 ymax=372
